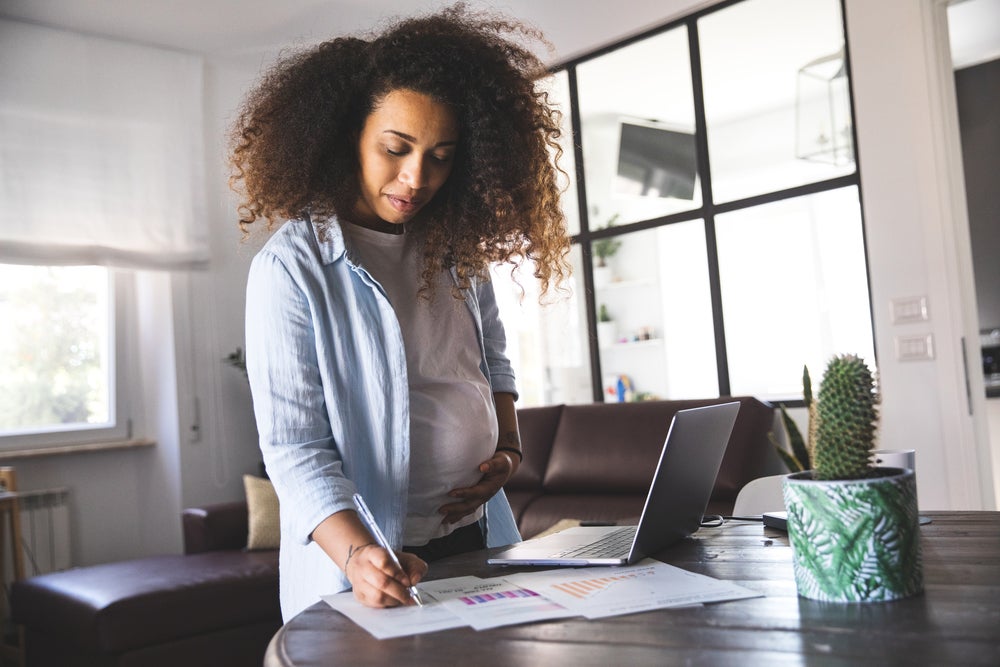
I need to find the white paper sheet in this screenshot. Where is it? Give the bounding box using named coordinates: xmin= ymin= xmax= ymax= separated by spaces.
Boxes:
xmin=320 ymin=576 xmax=480 ymax=639
xmin=322 ymin=560 xmax=761 ymax=638
xmin=503 ymin=558 xmax=762 ymax=619
xmin=438 ymin=577 xmax=576 ymax=630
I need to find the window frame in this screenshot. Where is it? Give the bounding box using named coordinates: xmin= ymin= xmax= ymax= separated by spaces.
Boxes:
xmin=546 ymin=0 xmax=873 ymax=407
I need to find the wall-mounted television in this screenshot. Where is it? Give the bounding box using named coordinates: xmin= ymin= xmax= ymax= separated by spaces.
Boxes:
xmin=614 ymin=119 xmax=697 ymax=200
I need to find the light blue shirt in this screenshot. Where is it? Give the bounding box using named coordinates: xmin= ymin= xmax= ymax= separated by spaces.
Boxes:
xmin=245 ymin=217 xmax=522 ymax=620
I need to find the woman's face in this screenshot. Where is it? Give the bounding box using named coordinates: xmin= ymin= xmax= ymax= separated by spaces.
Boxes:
xmin=354 ymin=89 xmax=459 ymax=229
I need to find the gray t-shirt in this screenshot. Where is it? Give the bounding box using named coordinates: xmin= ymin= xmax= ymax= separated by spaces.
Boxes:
xmin=341 ymin=222 xmax=497 ymax=546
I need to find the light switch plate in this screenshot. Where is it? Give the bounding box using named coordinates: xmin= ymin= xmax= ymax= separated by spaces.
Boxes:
xmin=889 ymin=296 xmax=930 ymax=324
xmin=890 ymin=296 xmax=929 ymax=324
xmin=895 ymin=334 xmax=935 ymax=361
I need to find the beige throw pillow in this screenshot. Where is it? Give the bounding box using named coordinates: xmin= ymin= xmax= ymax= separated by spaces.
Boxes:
xmin=244 ymin=474 xmax=280 ymax=550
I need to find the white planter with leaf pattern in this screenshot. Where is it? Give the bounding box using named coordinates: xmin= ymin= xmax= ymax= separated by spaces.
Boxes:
xmin=782 ymin=467 xmax=923 ymax=602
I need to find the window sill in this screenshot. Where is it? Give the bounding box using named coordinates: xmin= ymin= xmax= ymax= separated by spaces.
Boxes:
xmin=0 ymin=438 xmax=155 ymax=460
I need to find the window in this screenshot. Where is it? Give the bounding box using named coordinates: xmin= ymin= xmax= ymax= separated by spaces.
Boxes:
xmin=715 ymin=187 xmax=875 ymax=397
xmin=495 ymin=0 xmax=873 ymax=407
xmin=576 ymin=25 xmax=701 ymax=225
xmin=493 ymin=72 xmax=594 ymax=406
xmin=0 ymin=21 xmax=207 ymax=450
xmin=493 ymin=246 xmax=594 ymax=406
xmin=0 ymin=265 xmax=130 ymax=450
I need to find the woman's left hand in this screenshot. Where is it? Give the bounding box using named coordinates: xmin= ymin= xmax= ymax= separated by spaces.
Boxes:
xmin=439 ymin=451 xmax=517 ymax=525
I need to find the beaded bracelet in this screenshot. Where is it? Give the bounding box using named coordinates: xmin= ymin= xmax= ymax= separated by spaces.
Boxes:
xmin=495 ymin=446 xmax=524 ymax=462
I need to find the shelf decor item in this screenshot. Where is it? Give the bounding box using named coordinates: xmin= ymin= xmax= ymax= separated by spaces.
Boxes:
xmin=782 ymin=354 xmax=923 ymax=603
xmin=596 ymin=304 xmax=616 ymax=348
xmin=592 ymin=236 xmax=621 ymax=268
xmin=591 ymin=214 xmax=621 ymax=288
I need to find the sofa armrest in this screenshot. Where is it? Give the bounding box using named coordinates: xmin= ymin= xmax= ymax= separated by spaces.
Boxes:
xmin=182 ymin=501 xmax=250 ymax=554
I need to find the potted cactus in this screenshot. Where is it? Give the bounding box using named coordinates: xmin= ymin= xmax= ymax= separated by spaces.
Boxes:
xmin=781 ymin=354 xmax=923 ymax=602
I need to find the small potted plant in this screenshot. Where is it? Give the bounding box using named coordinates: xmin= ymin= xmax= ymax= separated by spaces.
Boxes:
xmin=782 ymin=354 xmax=923 ymax=602
xmin=591 ymin=214 xmax=621 ymax=288
xmin=596 ymin=303 xmax=616 ymax=348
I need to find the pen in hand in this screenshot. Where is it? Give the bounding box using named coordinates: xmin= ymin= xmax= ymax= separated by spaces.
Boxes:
xmin=352 ymin=493 xmax=424 ymax=606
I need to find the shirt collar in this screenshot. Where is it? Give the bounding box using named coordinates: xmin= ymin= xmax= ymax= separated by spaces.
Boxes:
xmin=303 ymin=212 xmax=353 ymax=267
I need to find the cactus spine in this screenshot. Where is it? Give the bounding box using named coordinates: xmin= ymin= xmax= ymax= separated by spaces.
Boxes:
xmin=812 ymin=354 xmax=879 ymax=480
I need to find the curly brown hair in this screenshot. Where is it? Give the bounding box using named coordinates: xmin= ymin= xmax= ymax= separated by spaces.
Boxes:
xmin=228 ymin=3 xmax=570 ymax=295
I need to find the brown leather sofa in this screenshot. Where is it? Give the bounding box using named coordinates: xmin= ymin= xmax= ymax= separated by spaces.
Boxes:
xmin=10 ymin=502 xmax=280 ymax=667
xmin=9 ymin=396 xmax=777 ymax=666
xmin=508 ymin=396 xmax=780 ymax=538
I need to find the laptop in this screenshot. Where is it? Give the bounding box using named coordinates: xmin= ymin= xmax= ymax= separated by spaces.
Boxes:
xmin=488 ymin=401 xmax=740 ymax=567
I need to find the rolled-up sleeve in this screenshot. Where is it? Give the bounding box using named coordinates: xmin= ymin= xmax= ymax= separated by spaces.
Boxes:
xmin=475 ymin=279 xmax=518 ymax=399
xmin=245 ymin=250 xmax=356 ymax=545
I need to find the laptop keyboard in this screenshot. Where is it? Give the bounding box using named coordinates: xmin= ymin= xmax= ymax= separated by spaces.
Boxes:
xmin=552 ymin=526 xmax=637 ymax=559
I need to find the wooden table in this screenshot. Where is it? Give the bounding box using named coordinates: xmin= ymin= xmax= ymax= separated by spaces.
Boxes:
xmin=264 ymin=512 xmax=1000 ymax=666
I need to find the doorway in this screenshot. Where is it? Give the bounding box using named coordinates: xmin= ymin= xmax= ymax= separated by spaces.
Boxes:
xmin=946 ymin=0 xmax=1000 ymax=505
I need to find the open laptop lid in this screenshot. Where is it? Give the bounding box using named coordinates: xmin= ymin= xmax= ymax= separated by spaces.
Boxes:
xmin=628 ymin=401 xmax=739 ymax=562
xmin=488 ymin=401 xmax=740 ymax=566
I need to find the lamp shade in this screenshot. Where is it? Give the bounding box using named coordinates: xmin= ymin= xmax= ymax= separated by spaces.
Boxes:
xmin=795 ymin=48 xmax=854 ymax=166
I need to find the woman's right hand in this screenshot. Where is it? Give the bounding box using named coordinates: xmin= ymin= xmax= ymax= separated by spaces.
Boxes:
xmin=343 ymin=543 xmax=427 ymax=608
xmin=311 ymin=510 xmax=428 ymax=608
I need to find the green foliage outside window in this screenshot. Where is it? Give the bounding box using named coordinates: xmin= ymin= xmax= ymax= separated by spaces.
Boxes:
xmin=0 ymin=265 xmax=108 ymax=433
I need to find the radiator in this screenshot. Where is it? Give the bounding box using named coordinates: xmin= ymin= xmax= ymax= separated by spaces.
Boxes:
xmin=3 ymin=487 xmax=72 ymax=581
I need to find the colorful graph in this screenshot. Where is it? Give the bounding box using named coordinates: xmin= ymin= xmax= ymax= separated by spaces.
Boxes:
xmin=459 ymin=588 xmax=540 ymax=605
xmin=551 ymin=571 xmax=654 ymax=600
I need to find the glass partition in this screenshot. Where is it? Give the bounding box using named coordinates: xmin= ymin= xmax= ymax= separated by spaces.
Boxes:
xmin=576 ymin=26 xmax=701 ymax=228
xmin=716 ymin=186 xmax=875 ymax=399
xmin=499 ymin=0 xmax=869 ymax=406
xmin=595 ymin=223 xmax=718 ymax=402
xmin=698 ymin=0 xmax=854 ymax=203
xmin=537 ymin=70 xmax=581 ymax=236
xmin=492 ymin=244 xmax=592 ymax=407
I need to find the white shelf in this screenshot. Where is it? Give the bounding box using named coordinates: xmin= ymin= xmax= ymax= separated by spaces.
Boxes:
xmin=600 ymin=338 xmax=662 ymax=350
xmin=595 ymin=278 xmax=654 ymax=290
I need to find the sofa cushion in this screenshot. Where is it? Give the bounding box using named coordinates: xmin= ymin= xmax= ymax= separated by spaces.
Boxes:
xmin=542 ymin=397 xmax=778 ymax=505
xmin=515 ymin=494 xmax=644 ymax=539
xmin=10 ymin=550 xmax=280 ymax=654
xmin=543 ymin=400 xmax=697 ymax=494
xmin=507 ymin=404 xmax=563 ymax=491
xmin=244 ymin=474 xmax=280 ymax=550
xmin=709 ymin=396 xmax=779 ymax=503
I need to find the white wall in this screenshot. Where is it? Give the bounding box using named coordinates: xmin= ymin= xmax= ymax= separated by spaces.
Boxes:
xmin=7 ymin=0 xmax=994 ymax=570
xmin=172 ymin=53 xmax=271 ymax=512
xmin=846 ymin=0 xmax=994 ymax=509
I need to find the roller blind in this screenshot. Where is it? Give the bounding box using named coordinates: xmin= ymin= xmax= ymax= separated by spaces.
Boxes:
xmin=0 ymin=20 xmax=208 ymax=270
